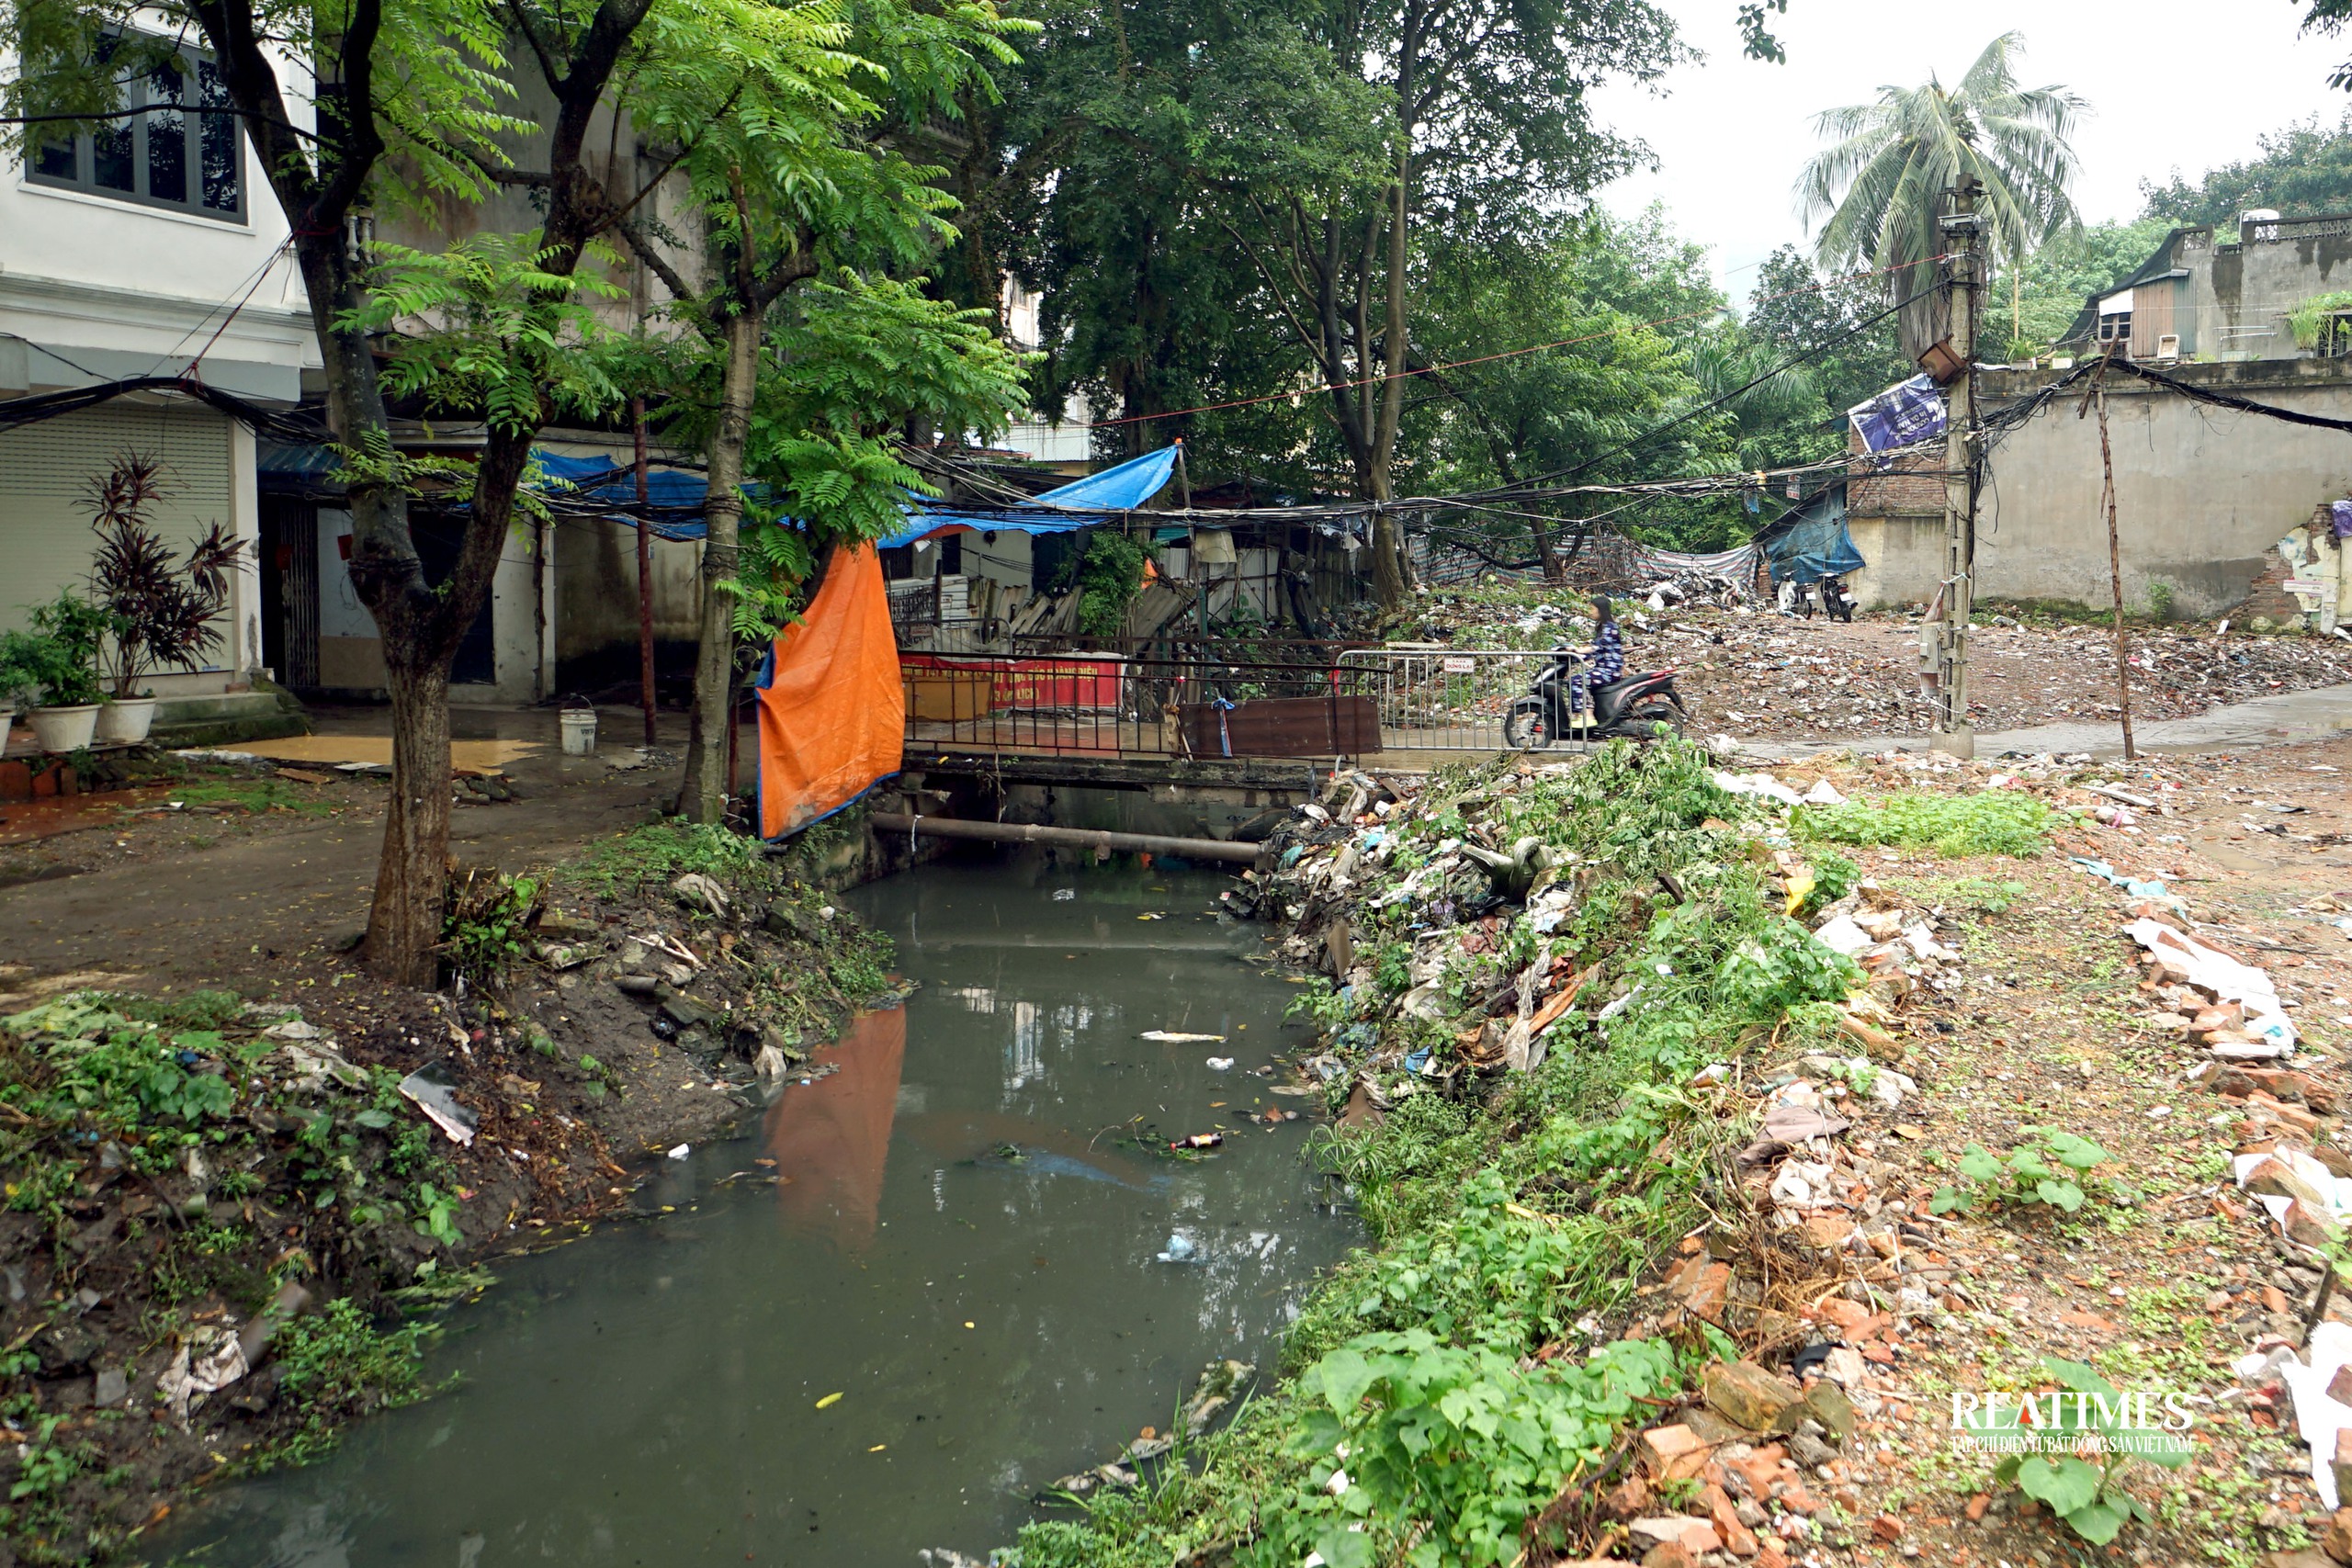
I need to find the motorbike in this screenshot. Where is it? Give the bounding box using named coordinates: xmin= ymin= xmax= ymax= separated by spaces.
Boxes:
xmin=1502 ymin=644 xmax=1691 ymax=749
xmin=1819 ymin=572 xmax=1857 ymax=623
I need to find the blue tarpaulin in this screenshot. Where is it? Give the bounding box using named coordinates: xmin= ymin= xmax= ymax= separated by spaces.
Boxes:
xmin=528 ymin=443 xmax=1179 ymax=548
xmin=1763 ymin=487 xmax=1866 ymax=585
xmin=874 ymin=446 xmax=1179 ymax=548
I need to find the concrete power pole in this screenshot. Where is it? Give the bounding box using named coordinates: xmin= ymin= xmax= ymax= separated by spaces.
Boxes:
xmin=1931 ymin=180 xmax=1984 ymax=757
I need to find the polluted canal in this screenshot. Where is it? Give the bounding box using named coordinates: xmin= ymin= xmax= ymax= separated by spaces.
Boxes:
xmin=163 ymin=856 xmax=1355 ymax=1566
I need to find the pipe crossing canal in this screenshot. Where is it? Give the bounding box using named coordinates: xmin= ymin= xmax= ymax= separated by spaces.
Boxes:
xmin=158 ymin=859 xmax=1356 ymax=1567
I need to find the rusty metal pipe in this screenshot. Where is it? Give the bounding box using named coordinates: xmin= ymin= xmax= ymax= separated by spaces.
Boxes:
xmin=868 ymin=812 xmax=1262 ymax=865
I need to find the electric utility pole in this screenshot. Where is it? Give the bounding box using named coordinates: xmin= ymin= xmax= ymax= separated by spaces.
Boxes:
xmin=1931 ymin=179 xmax=1984 ymax=758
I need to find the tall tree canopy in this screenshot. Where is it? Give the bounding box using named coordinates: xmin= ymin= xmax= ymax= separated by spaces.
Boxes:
xmin=1796 ymin=31 xmax=2083 ymax=360
xmin=2142 ymin=109 xmax=2352 ymax=226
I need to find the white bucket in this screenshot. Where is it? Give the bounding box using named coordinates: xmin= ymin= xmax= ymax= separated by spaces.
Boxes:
xmin=27 ymin=705 xmax=100 ymax=752
xmin=96 ymin=696 xmax=159 ymax=745
xmin=559 ymin=708 xmax=598 ymax=756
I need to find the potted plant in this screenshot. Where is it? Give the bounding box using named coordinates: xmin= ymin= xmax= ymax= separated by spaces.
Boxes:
xmin=5 ymin=594 xmax=109 ymax=751
xmin=84 ymin=457 xmax=244 ymax=744
xmin=0 ymin=637 xmax=35 ymax=748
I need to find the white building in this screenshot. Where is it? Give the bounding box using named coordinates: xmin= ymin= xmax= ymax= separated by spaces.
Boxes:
xmin=0 ymin=28 xmax=314 ymax=702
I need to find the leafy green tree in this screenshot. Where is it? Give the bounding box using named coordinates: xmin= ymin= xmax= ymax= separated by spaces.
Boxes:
xmin=2301 ymin=0 xmax=2352 ymax=91
xmin=618 ymin=0 xmax=1031 ymax=822
xmin=4 ymin=0 xmax=674 ymax=983
xmin=1797 ymin=31 xmax=2085 ymax=360
xmin=2141 ymin=110 xmax=2352 ymax=226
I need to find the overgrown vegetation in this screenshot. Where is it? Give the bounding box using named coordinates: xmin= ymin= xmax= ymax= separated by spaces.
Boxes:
xmin=1020 ymin=739 xmax=1873 ymax=1567
xmin=555 ymin=819 xmax=763 ymax=901
xmin=1797 ymin=789 xmax=2057 ymax=858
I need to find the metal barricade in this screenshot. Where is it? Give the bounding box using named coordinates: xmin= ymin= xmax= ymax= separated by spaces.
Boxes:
xmin=1334 ymin=648 xmax=1555 ymax=751
xmin=902 ymin=649 xmax=1357 ymax=759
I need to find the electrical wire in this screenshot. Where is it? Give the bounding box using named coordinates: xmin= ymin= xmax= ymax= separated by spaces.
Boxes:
xmin=1080 ymin=254 xmax=1950 ymax=432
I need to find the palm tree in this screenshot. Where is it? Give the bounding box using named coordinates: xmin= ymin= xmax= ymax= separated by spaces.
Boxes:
xmin=1796 ymin=33 xmax=2085 ymax=362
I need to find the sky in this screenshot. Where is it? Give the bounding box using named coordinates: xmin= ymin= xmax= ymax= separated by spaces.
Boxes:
xmin=1589 ymin=0 xmax=2352 ymax=305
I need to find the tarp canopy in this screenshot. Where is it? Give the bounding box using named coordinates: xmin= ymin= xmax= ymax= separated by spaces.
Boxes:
xmin=1762 ymin=488 xmax=1866 ymax=585
xmin=532 ymin=450 xmax=725 ymax=540
xmin=528 ymin=443 xmax=1180 ymax=550
xmin=754 ymin=541 xmax=903 ymax=840
xmin=874 ymin=446 xmax=1179 ymax=548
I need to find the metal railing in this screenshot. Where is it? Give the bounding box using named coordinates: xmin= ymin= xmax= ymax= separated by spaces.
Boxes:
xmin=902 ymin=649 xmax=1366 ymax=759
xmin=1335 ymin=647 xmax=1558 ymax=751
xmin=899 ymin=643 xmax=1572 ymax=758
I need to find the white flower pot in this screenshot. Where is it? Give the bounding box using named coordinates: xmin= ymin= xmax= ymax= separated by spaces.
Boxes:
xmin=27 ymin=705 xmax=100 ymax=752
xmin=96 ymin=696 xmax=159 ymax=744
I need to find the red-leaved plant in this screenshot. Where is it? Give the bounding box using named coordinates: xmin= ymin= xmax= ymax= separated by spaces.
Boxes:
xmin=85 ymin=456 xmax=244 ymax=699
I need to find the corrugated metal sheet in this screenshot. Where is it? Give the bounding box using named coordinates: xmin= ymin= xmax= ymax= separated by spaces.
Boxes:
xmin=0 ymin=403 xmax=234 ymax=636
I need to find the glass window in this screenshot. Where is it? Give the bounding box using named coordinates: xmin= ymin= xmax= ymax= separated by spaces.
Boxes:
xmin=23 ymin=37 xmax=243 ymax=221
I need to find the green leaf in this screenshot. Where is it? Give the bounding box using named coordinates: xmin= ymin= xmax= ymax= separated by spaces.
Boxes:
xmin=2041 ymin=1358 xmax=2120 ymax=1399
xmin=2045 ymin=1131 xmax=2111 ymax=1171
xmin=2036 ymin=1179 xmax=2085 ymax=1212
xmin=1929 ymin=1186 xmax=1968 ymax=1215
xmin=1313 ymin=1348 xmax=1376 ymax=1416
xmin=2017 ymin=1455 xmax=2102 ymax=1516
xmin=1957 ymin=1145 xmax=2003 ymax=1183
xmin=354 ymin=1108 xmax=394 ymax=1130
xmin=1313 ymin=1527 xmax=1374 ymax=1568
xmin=2060 ymin=1495 xmax=2127 ymax=1544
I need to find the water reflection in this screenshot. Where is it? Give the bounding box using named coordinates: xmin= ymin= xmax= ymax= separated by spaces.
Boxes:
xmin=153 ymin=861 xmax=1354 ymax=1568
xmin=764 ymin=1006 xmax=906 ymax=1249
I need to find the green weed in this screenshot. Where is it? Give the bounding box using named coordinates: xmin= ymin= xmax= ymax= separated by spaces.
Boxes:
xmin=557 ymin=818 xmax=762 ymax=899
xmin=256 ymin=1299 xmax=433 ymax=1470
xmin=1931 ymin=1127 xmax=2112 ymax=1216
xmin=1797 ymin=790 xmax=2055 ymax=858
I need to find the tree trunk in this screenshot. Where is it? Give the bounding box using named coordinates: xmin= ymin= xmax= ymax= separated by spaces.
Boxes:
xmin=682 ymin=309 xmax=761 ymax=824
xmin=368 ymin=656 xmax=452 ymax=983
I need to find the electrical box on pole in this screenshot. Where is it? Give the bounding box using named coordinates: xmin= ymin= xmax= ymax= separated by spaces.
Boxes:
xmin=1931 ymin=180 xmax=1983 ymax=758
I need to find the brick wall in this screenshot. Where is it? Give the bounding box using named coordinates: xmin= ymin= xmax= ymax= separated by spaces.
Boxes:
xmin=1846 ymin=431 xmax=1945 ymax=518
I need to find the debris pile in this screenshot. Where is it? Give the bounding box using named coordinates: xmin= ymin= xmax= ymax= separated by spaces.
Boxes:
xmin=1394 ymin=592 xmax=2352 ymax=739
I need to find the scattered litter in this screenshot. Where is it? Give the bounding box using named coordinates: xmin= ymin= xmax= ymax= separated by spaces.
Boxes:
xmin=1142 ymin=1031 xmax=1225 ymax=1043
xmin=666 ymin=1143 xmax=691 ymax=1160
xmin=396 ymin=1065 xmax=479 ymax=1147
xmin=157 ymin=1326 xmax=247 ymax=1422
xmin=1204 ymin=1056 xmax=1235 ymax=1071
xmin=1052 ymin=888 xmax=1076 ymax=901
xmin=1713 ymin=770 xmax=1804 ymax=807
xmin=1157 ymin=1233 xmax=1199 ymax=1263
xmin=1170 ymin=1133 xmax=1224 ymax=1151
xmin=1802 ymin=779 xmax=1847 ymax=806
xmin=2130 ymin=918 xmax=2296 ymax=1050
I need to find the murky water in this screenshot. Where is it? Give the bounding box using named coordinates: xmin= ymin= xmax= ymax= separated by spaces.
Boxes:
xmin=164 ymin=858 xmax=1352 ymax=1567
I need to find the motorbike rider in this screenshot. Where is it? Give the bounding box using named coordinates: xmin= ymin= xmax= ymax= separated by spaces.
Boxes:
xmin=1570 ymin=596 xmax=1624 ymax=720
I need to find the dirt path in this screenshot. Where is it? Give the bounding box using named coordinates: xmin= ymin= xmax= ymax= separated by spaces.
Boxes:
xmin=0 ymin=750 xmax=672 ymax=998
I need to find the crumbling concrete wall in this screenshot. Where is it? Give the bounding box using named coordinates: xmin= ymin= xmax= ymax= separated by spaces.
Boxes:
xmin=1856 ymin=362 xmax=2352 ymax=616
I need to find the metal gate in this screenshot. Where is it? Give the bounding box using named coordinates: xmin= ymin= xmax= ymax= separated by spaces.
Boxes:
xmin=1334 ymin=648 xmax=1555 ymax=750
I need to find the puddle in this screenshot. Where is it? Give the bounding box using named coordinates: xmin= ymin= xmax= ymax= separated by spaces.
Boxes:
xmin=160 ymin=858 xmax=1353 ymax=1566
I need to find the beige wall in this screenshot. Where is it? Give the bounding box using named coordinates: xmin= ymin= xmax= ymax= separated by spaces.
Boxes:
xmin=553 ymin=515 xmax=702 ymax=669
xmin=1855 ymin=361 xmax=2352 ymax=617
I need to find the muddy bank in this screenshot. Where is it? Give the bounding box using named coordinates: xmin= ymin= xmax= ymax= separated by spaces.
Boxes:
xmin=0 ymin=818 xmax=897 ymax=1563
xmin=145 ymin=858 xmax=1353 ymax=1568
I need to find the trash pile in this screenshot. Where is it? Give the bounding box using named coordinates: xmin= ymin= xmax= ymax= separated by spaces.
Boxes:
xmin=1391 ymin=593 xmax=2352 ymax=739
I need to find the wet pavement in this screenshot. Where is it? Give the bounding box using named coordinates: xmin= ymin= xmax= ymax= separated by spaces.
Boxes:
xmin=157 ymin=857 xmax=1352 ymax=1567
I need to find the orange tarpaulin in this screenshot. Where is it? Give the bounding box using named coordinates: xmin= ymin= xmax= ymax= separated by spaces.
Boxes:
xmin=754 ymin=541 xmax=903 ymax=839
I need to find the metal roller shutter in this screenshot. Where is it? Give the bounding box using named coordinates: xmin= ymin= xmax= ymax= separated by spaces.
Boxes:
xmin=0 ymin=402 xmax=234 ymax=638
